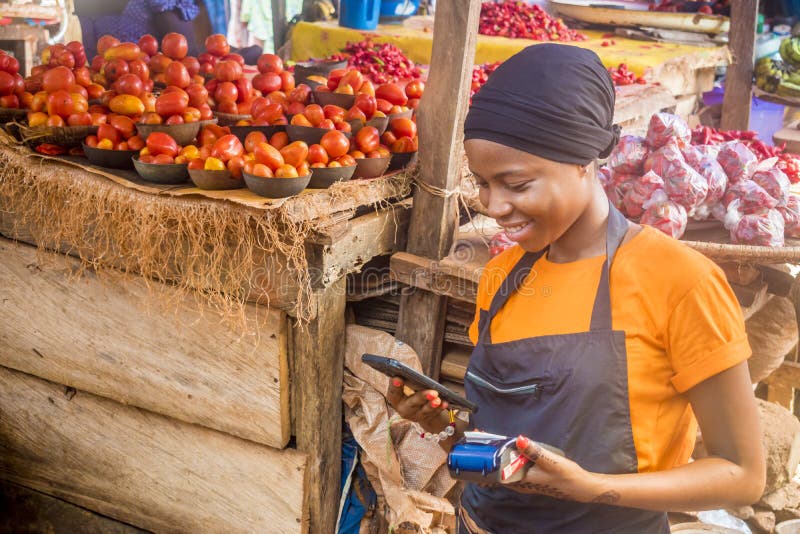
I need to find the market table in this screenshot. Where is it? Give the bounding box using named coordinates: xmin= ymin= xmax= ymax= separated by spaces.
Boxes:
xmin=0 ymin=129 xmax=411 ymax=533
xmin=290 ymin=20 xmax=730 ymax=100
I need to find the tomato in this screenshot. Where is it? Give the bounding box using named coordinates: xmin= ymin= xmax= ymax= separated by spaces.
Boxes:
xmin=280 ymin=71 xmax=295 ymax=93
xmin=337 ymin=154 xmax=357 ymax=167
xmin=165 ymin=114 xmax=184 ymax=124
xmin=140 ymin=112 xmax=161 ymax=124
xmin=20 ymin=91 xmax=33 ymax=108
xmin=104 ymin=58 xmax=129 ymax=83
xmin=254 ymin=141 xmax=284 ymax=170
xmin=187 ymin=158 xmax=204 ymax=170
xmin=214 ymin=81 xmax=238 ymax=104
xmin=335 ymin=121 xmax=352 ymax=133
xmin=197 ymin=103 xmax=213 ymax=120
xmin=104 ymin=43 xmax=141 ymax=62
xmin=90 ymin=112 xmax=107 ymax=125
xmin=355 ymin=126 xmax=380 ymax=153
xmin=319 ymin=131 xmax=349 ymax=159
xmin=286 ymin=101 xmax=305 ymax=117
xmin=127 ymin=135 xmax=145 ymax=150
xmin=357 ymin=80 xmax=375 ymax=97
xmin=198 ymin=52 xmax=217 ymax=65
xmin=109 ymin=94 xmax=144 ymax=116
xmin=270 ymin=131 xmax=289 ymax=150
xmin=68 ymin=84 xmax=88 ymax=99
xmin=354 ymin=93 xmax=377 ymax=118
xmin=317 ymin=119 xmax=335 ymax=130
xmin=90 ymin=54 xmax=105 ymax=73
xmin=327 ymin=69 xmax=346 ymax=91
xmin=381 ymin=131 xmax=397 ymax=146
xmin=42 ymin=66 xmax=75 ymax=93
xmin=84 ymin=83 xmax=103 ymax=101
xmin=66 ymin=41 xmax=86 ymax=65
xmin=84 ymin=134 xmax=99 ymax=147
xmin=97 ymin=123 xmax=120 ymax=143
xmin=256 ymin=53 xmax=283 ymax=74
xmin=214 ymin=60 xmax=243 ymax=83
xmin=307 ymin=144 xmax=329 ymax=165
xmin=150 ymin=53 xmax=172 ymax=73
xmin=162 ymin=33 xmax=188 ymax=60
xmin=164 ymin=61 xmax=191 ymax=88
xmin=376 ymin=98 xmax=393 ymax=114
xmin=114 ymin=73 xmax=144 ymax=96
xmin=0 ymin=54 xmax=19 ymax=76
xmin=340 ymin=70 xmax=364 ymax=92
xmin=227 ymin=155 xmax=245 ymax=178
xmin=407 ymin=98 xmax=420 ymax=110
xmin=327 ymin=160 xmax=341 ymax=168
xmin=244 ymin=131 xmax=267 ymax=153
xmin=404 ymin=80 xmax=425 ymax=99
xmin=97 ymin=35 xmax=121 ymax=56
xmin=210 ymin=134 xmax=244 ymax=162
xmin=0 ymin=94 xmax=17 ymax=108
xmin=181 ymin=56 xmax=201 ymax=77
xmin=146 ymin=132 xmax=179 ymax=156
xmin=390 ymin=117 xmax=417 ymax=139
xmin=303 ymin=104 xmax=325 ymax=127
xmin=234 ymin=78 xmax=253 ymax=103
xmin=182 ymin=106 xmax=201 ymax=122
xmin=45 ymin=90 xmax=73 ymax=117
xmin=334 ymin=84 xmax=354 ymax=95
xmin=349 ymin=149 xmax=365 ymax=159
xmin=288 ymin=84 xmax=311 ymax=104
xmin=108 ymin=115 xmax=135 ymax=138
xmin=155 ymin=91 xmax=189 ymax=116
xmin=95 ymin=137 xmax=113 ymax=149
xmin=250 ymin=163 xmax=273 ymax=177
xmin=0 ymin=71 xmax=14 ymax=96
xmin=345 ymin=106 xmax=366 ymax=123
xmin=275 ymin=163 xmax=299 ymax=178
xmin=252 ymin=72 xmax=282 ymax=94
xmin=202 ymin=156 xmax=224 ymax=170
xmin=137 ymin=34 xmax=158 ymax=56
xmin=322 ymin=105 xmax=346 ymax=123
xmin=152 ymin=153 xmax=175 ymax=164
xmin=296 ymin=161 xmax=310 ymax=176
xmin=290 ymin=113 xmax=313 ymax=127
xmin=391 ymin=136 xmax=416 ymax=153
xmin=205 ymin=34 xmax=230 ymax=57
xmin=376 ymin=83 xmax=408 ymax=106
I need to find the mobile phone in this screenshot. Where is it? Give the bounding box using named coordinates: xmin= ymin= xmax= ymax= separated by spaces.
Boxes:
xmin=361 ymin=353 xmax=479 ymax=413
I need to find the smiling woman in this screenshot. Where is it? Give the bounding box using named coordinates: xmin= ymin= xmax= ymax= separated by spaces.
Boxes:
xmin=386 ymin=44 xmax=766 ymax=534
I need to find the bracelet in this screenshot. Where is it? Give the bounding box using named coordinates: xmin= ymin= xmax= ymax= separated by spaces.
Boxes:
xmin=419 ymin=409 xmax=457 ymax=442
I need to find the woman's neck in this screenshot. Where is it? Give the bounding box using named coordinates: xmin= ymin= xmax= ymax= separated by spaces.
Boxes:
xmin=547 ymin=185 xmax=611 ymax=263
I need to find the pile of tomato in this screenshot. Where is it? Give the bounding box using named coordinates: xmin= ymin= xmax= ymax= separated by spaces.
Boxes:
xmin=478 ymin=1 xmax=587 ymax=41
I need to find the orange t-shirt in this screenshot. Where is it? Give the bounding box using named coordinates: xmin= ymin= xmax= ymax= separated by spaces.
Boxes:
xmin=468 ymin=225 xmax=751 ymax=473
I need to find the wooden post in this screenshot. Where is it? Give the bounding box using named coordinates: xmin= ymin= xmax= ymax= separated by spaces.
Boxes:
xmin=291 ymin=277 xmax=346 ymax=534
xmin=272 ymin=0 xmax=287 ymax=53
xmin=721 ymin=0 xmax=758 ymax=131
xmin=395 ymin=0 xmax=482 ymax=377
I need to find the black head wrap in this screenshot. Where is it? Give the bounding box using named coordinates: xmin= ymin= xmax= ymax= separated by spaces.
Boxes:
xmin=464 ymin=44 xmax=620 ymax=165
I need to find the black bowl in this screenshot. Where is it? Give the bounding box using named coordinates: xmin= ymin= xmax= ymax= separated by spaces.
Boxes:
xmin=349 ymin=115 xmax=389 ymax=135
xmin=136 ymin=122 xmax=201 ymax=146
xmin=313 ymin=90 xmax=356 ymax=109
xmin=285 ymin=124 xmax=350 ymax=145
xmin=353 ymin=156 xmax=391 ymax=179
xmin=387 ymin=108 xmax=413 ymax=122
xmin=230 ymin=124 xmax=286 ymax=143
xmin=82 ymin=143 xmax=139 ymax=169
xmin=388 ymin=151 xmax=418 ymax=172
xmin=294 ymin=59 xmax=348 ymax=83
xmin=188 ymin=168 xmax=245 ymax=190
xmin=214 ymin=112 xmax=252 ymax=127
xmin=309 ymin=165 xmax=357 ymax=188
xmin=132 ymin=157 xmax=189 ymax=184
xmin=243 ymin=172 xmax=311 ymax=198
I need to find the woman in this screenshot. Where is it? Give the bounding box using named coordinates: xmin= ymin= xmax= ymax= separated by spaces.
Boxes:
xmin=388 ymin=44 xmax=765 ymax=533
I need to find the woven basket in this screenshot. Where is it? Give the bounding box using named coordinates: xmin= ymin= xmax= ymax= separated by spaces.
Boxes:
xmin=0 ymin=107 xmax=27 ymax=124
xmin=17 ymin=123 xmax=98 ymax=148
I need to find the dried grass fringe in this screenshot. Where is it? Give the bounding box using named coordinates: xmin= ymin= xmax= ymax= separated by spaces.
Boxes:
xmin=0 ymin=138 xmax=412 ymax=329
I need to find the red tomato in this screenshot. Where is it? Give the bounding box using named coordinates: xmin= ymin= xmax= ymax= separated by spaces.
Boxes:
xmin=97 ymin=35 xmax=121 ymax=56
xmin=320 ymin=131 xmax=349 ymax=159
xmin=186 ymin=83 xmax=208 ymax=108
xmin=222 ymin=53 xmax=244 ymax=66
xmin=390 ymin=117 xmax=417 ymax=139
xmin=290 ymin=113 xmax=313 ymax=127
xmin=141 ymin=111 xmax=162 ymax=124
xmin=376 ymin=98 xmax=393 ymax=114
xmin=153 ymin=153 xmax=175 ymax=164
xmin=42 ymin=66 xmax=75 ymax=93
xmin=165 ymin=61 xmax=191 ymax=88
xmin=304 ymin=104 xmax=325 ymax=127
xmin=214 ymin=60 xmax=243 ymax=83
xmin=188 ymin=158 xmax=204 ymax=170
xmin=181 ymin=56 xmax=201 ymax=77
xmin=270 ymin=131 xmax=289 ymax=150
xmin=323 ymin=105 xmax=345 ymax=123
xmin=0 ymin=71 xmax=14 ymax=96
xmin=307 ymin=144 xmax=329 ymax=165
xmin=97 ymin=123 xmax=120 ymax=143
xmin=210 ymin=134 xmax=244 ymax=162
xmin=216 ymin=100 xmax=238 ymax=114
xmin=205 ymin=34 xmax=230 ymax=57
xmin=109 ymin=115 xmax=136 ymax=138
xmin=146 ymin=131 xmax=179 ymax=156
xmin=214 ymin=81 xmax=238 ymax=104
xmin=340 ymin=70 xmax=364 ymax=92
xmin=355 ymin=126 xmax=380 ymax=153
xmin=280 ymin=71 xmax=295 ymax=92
xmin=407 ymin=98 xmax=420 ymax=110
xmin=345 ymin=105 xmax=366 ymax=123
xmin=73 ymin=66 xmax=92 ymax=87
xmin=252 ymin=72 xmax=282 ymax=94
xmin=335 ymin=121 xmax=352 ymax=133
xmin=286 ymin=101 xmax=306 ymax=116
xmin=165 ymin=114 xmax=184 ymax=124
xmin=182 ymin=106 xmax=201 ymax=122
xmin=257 ymin=53 xmax=283 ymax=74
xmin=317 ymin=119 xmax=335 ymax=130
xmin=114 ymin=73 xmax=144 ymax=96
xmin=357 ymin=80 xmax=375 ymax=97
xmin=85 ymin=134 xmax=99 ymax=147
xmin=197 ymin=103 xmax=213 ymax=120
xmin=68 ymin=83 xmax=88 ymax=99
xmin=354 ymin=93 xmax=377 ymax=118
xmin=234 ymin=78 xmax=253 ymax=103
xmin=198 ymin=52 xmax=217 ymax=65
xmin=54 ymin=51 xmax=75 ymax=69
xmin=0 ymin=54 xmax=19 ymax=75
xmin=287 ymin=84 xmax=311 ymax=104
xmin=155 ymin=91 xmax=189 ymax=116
xmin=381 ymin=131 xmax=397 ymax=146
xmin=250 ymin=163 xmax=274 ymax=177
xmin=337 ymin=154 xmax=357 ymax=167
xmin=0 ymin=94 xmax=18 ymax=108
xmin=127 ymin=135 xmax=145 ymax=150
xmin=275 ymin=163 xmax=300 ymax=178
xmin=244 ymin=130 xmax=267 ymax=153
xmin=405 ymin=80 xmax=425 ymax=99
xmin=104 ymin=58 xmax=129 ymax=83
xmin=138 ymin=34 xmax=159 ymax=56
xmin=46 ymin=115 xmax=65 ymax=127
xmin=375 ymin=83 xmax=408 ymax=106
xmin=46 ymin=89 xmax=74 ymax=117
xmin=149 ymin=53 xmax=172 ymax=74
xmin=327 ymin=69 xmax=346 ymax=91
xmin=162 ymin=32 xmax=188 ymax=60
xmin=227 ymin=155 xmax=245 ymax=178
xmin=254 ymin=141 xmax=284 ymax=170
xmin=391 ymin=136 xmax=416 ymax=154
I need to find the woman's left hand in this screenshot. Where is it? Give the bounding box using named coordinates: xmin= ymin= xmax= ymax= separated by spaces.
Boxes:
xmin=505 ymin=435 xmax=601 ymax=503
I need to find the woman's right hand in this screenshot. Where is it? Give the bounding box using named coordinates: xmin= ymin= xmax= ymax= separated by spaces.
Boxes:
xmin=386 ymin=377 xmax=450 ymax=431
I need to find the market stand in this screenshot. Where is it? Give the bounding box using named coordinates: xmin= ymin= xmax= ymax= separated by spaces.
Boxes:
xmin=0 ymin=127 xmax=411 ymax=532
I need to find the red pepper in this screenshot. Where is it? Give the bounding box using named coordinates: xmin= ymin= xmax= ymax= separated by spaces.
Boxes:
xmin=35 ymin=143 xmax=66 ymax=156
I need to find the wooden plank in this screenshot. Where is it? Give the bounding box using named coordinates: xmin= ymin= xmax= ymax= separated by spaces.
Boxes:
xmin=767 ymin=384 xmax=795 ymax=411
xmin=721 ymin=0 xmax=758 ymax=131
xmin=391 ymin=251 xmax=479 ymax=304
xmin=0 ymin=366 xmax=307 ymax=534
xmin=612 ymin=84 xmax=677 ymax=126
xmin=440 ymin=347 xmax=471 ymax=383
xmin=763 ymin=361 xmax=800 ymax=389
xmin=0 ymin=237 xmax=291 ymax=449
xmin=291 ymin=277 xmax=346 ymax=534
xmin=395 ymin=0 xmax=482 ymax=376
xmin=272 ymin=0 xmax=287 ymax=52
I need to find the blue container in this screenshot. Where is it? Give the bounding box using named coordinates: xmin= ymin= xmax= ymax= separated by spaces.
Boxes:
xmin=379 ymin=0 xmax=420 ymax=23
xmin=702 ymin=86 xmax=786 ymax=144
xmin=339 ymin=0 xmax=382 ymax=30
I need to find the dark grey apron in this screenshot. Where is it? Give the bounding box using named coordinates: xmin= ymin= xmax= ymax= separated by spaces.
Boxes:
xmin=459 ymin=205 xmax=670 ymax=534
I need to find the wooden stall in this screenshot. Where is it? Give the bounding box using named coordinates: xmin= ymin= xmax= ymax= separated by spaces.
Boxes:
xmin=0 ymin=130 xmax=412 ymax=533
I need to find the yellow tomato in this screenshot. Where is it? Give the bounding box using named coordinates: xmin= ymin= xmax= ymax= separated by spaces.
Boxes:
xmin=180 ymin=145 xmax=200 ymax=159
xmin=27 ymin=111 xmax=48 ymax=127
xmin=109 ymin=94 xmax=145 ymax=117
xmin=139 ymin=147 xmax=150 ymax=156
xmin=97 ymin=138 xmax=114 ymax=150
xmin=204 ymin=156 xmax=226 ymax=171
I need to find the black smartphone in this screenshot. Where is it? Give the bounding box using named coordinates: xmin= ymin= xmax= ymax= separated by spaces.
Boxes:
xmin=361 ymin=353 xmax=479 ymax=413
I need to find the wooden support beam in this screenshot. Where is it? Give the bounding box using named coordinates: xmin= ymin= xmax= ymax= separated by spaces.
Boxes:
xmin=396 ymin=0 xmax=482 ymax=377
xmin=721 ymin=0 xmax=758 ymax=131
xmin=291 ymin=277 xmax=346 ymax=534
xmin=272 ymin=0 xmax=287 ymax=53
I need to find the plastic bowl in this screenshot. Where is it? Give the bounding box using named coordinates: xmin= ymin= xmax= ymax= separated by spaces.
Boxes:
xmin=136 ymin=122 xmax=201 ymax=146
xmin=82 ymin=143 xmax=139 ymax=169
xmin=388 ymin=108 xmax=413 ymax=122
xmin=294 ymin=59 xmax=348 ymax=82
xmin=349 ymin=115 xmax=389 ymax=135
xmin=353 ymin=156 xmax=391 ymax=179
xmin=188 ymin=168 xmax=245 ymax=190
xmin=286 ymin=124 xmax=350 ymax=145
xmin=243 ymin=172 xmax=311 ymax=198
xmin=132 ymin=157 xmax=189 ymax=184
xmin=313 ymin=90 xmax=356 ymax=109
xmin=388 ymin=151 xmax=418 ymax=172
xmin=230 ymin=124 xmax=286 ymax=143
xmin=309 ymin=165 xmax=357 ymax=188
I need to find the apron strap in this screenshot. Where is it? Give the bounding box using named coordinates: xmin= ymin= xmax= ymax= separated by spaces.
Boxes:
xmin=589 ymin=203 xmax=630 ymax=332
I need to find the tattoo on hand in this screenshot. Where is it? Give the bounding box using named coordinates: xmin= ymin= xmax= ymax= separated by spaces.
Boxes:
xmin=590 ymin=490 xmax=621 ymax=504
xmin=513 ymin=483 xmax=572 ymax=500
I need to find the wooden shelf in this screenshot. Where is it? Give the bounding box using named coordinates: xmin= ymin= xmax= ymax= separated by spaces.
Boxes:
xmin=0 ymin=4 xmax=62 ymax=20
